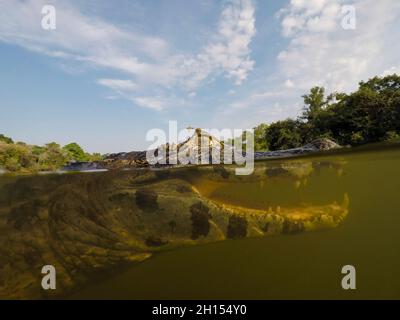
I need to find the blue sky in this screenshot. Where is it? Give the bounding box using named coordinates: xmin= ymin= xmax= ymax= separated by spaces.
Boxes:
xmin=0 ymin=0 xmax=399 ymax=153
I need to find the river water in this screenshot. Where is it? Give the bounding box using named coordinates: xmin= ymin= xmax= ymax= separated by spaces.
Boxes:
xmin=69 ymin=144 xmax=400 ymax=299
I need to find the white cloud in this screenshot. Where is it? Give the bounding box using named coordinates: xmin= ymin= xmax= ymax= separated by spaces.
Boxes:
xmin=133 ymin=97 xmax=166 ymax=111
xmin=382 ymin=66 xmax=400 ymax=77
xmin=277 ymin=0 xmax=400 ymax=93
xmin=0 ymin=0 xmax=170 ymax=74
xmin=0 ymin=0 xmax=256 ymax=111
xmin=204 ymin=0 xmax=256 ymax=85
xmin=212 ymin=95 xmax=300 ymax=130
xmin=174 ymin=0 xmax=256 ymax=90
xmin=285 ymin=79 xmax=294 ymax=88
xmin=97 ymin=79 xmax=137 ymax=91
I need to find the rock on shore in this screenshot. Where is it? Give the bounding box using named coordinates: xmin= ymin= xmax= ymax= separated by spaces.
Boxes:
xmin=254 ymin=138 xmax=341 ymax=160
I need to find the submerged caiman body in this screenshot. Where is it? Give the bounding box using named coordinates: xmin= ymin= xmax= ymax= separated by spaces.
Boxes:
xmin=0 ymin=161 xmax=348 ymax=299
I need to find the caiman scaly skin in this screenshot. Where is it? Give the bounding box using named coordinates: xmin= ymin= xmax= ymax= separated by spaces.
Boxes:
xmin=0 ymin=162 xmax=348 ymax=299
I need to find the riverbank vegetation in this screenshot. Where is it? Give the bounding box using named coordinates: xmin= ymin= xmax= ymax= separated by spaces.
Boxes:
xmin=252 ymin=74 xmax=400 ymax=151
xmin=0 ymin=137 xmax=102 ymax=173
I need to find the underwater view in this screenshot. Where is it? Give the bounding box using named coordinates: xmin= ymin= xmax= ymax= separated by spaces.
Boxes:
xmin=1 ymin=143 xmax=399 ymax=299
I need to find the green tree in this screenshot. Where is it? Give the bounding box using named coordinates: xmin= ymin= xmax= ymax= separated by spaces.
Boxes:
xmin=358 ymin=74 xmax=400 ymax=139
xmin=300 ymin=87 xmax=344 ymax=141
xmin=32 ymin=145 xmax=45 ymax=156
xmin=0 ymin=136 xmax=104 ymax=173
xmin=0 ymin=142 xmax=37 ymax=172
xmin=63 ymin=142 xmax=89 ymax=162
xmin=38 ymin=142 xmax=69 ymax=171
xmin=253 ymin=123 xmax=269 ymax=151
xmin=265 ymin=119 xmax=302 ymax=151
xmin=301 ymin=87 xmax=326 ymax=122
xmin=87 ymin=153 xmax=103 ymax=162
xmin=0 ymin=134 xmax=14 ymax=144
xmin=326 ymin=74 xmax=400 ymax=145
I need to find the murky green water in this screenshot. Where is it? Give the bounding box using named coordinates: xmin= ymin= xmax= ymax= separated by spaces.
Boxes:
xmin=70 ymin=144 xmax=400 ymax=299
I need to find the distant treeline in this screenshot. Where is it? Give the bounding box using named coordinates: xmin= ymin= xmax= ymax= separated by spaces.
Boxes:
xmin=251 ymin=74 xmax=400 ymax=151
xmin=0 ymin=138 xmax=102 ymax=173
